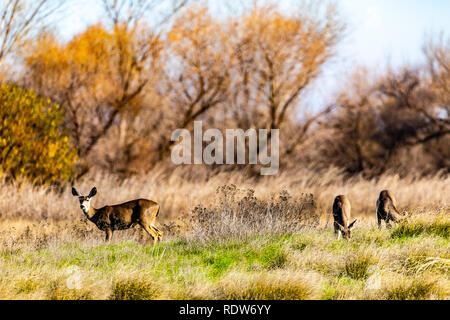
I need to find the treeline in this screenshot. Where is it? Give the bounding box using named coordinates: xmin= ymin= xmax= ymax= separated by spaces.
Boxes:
xmin=0 ymin=0 xmax=448 ymax=184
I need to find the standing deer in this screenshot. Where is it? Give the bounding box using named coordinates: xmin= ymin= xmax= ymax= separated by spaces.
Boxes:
xmin=376 ymin=190 xmax=403 ymax=228
xmin=332 ymin=195 xmax=357 ymax=240
xmin=71 ymin=187 xmax=163 ymax=243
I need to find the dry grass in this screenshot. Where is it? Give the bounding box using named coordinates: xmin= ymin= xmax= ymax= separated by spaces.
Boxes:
xmin=0 ymin=168 xmax=448 ymax=300
xmin=1 ymin=167 xmax=448 ymax=224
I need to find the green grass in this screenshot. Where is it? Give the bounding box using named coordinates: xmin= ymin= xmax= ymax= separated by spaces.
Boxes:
xmin=391 ymin=216 xmax=449 ymax=239
xmin=0 ymin=216 xmax=448 ymax=300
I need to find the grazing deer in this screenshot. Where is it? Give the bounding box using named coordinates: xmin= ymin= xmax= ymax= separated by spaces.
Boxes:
xmin=376 ymin=190 xmax=403 ymax=228
xmin=332 ymin=195 xmax=357 ymax=240
xmin=71 ymin=187 xmax=163 ymax=243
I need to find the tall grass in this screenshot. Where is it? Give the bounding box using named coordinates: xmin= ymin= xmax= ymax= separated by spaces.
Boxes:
xmin=0 ymin=168 xmax=448 ymax=299
xmin=1 ymin=167 xmax=448 ymax=224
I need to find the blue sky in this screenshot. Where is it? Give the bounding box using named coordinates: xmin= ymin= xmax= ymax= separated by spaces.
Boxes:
xmin=56 ymin=0 xmax=450 ymax=107
xmin=312 ymin=0 xmax=450 ymax=106
xmin=338 ymin=0 xmax=450 ymax=66
xmin=58 ymin=0 xmax=450 ymax=66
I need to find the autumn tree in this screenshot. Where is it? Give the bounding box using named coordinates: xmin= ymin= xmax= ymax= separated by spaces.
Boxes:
xmin=21 ymin=0 xmax=192 ymax=177
xmin=225 ymin=4 xmax=344 ymax=159
xmin=421 ymin=35 xmax=450 ymax=170
xmin=420 ymin=35 xmax=450 ymax=141
xmin=312 ymin=36 xmax=449 ymax=176
xmin=154 ymin=5 xmax=232 ymax=160
xmin=154 ymin=3 xmax=344 ymax=167
xmin=308 ymin=69 xmax=386 ymax=176
xmin=24 ymin=22 xmax=162 ymax=176
xmin=0 ymin=84 xmax=77 ymax=184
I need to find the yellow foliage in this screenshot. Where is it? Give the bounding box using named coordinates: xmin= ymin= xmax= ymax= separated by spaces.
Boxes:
xmin=25 ymin=23 xmax=162 ymax=111
xmin=0 ymin=84 xmax=77 ymax=184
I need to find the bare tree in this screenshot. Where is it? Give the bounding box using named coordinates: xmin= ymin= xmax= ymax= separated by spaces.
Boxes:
xmin=0 ymin=0 xmax=62 ymax=64
xmin=313 ymin=36 xmax=450 ymax=177
xmin=101 ymin=0 xmax=189 ymax=30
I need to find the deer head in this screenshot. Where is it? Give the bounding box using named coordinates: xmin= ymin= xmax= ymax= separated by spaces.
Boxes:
xmin=72 ymin=187 xmax=97 ymax=218
xmin=335 ymin=219 xmax=357 ymax=239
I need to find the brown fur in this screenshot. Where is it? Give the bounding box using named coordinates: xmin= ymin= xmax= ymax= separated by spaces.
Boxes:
xmin=332 ymin=195 xmax=357 ymax=239
xmin=376 ymin=190 xmax=402 ymax=228
xmin=72 ymin=187 xmax=163 ymax=243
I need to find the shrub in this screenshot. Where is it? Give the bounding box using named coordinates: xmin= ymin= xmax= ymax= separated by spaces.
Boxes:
xmin=110 ymin=278 xmax=160 ymax=300
xmin=321 ymin=285 xmax=341 ymax=300
xmin=47 ymin=280 xmax=92 ymax=300
xmin=190 ymin=185 xmax=318 ymax=239
xmin=385 ymin=279 xmax=439 ymax=300
xmin=0 ymin=84 xmax=77 ymax=184
xmin=15 ymin=279 xmax=40 ymax=294
xmin=344 ymin=255 xmax=375 ymax=280
xmin=217 ymin=272 xmax=314 ymax=300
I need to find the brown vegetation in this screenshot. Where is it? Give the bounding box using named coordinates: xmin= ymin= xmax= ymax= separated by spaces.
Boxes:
xmin=0 ymin=170 xmax=448 ymax=300
xmin=0 ymin=0 xmax=448 ymax=300
xmin=0 ymin=1 xmax=447 ymax=182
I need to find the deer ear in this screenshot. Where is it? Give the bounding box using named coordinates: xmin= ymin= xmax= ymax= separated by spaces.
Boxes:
xmin=89 ymin=187 xmax=97 ymax=198
xmin=348 ymin=219 xmax=358 ymax=229
xmin=335 ymin=221 xmax=345 ymax=231
xmin=72 ymin=187 xmax=79 ymax=196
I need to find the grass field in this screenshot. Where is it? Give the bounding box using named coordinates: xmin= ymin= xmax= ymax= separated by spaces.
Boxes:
xmin=0 ymin=169 xmax=449 ymax=300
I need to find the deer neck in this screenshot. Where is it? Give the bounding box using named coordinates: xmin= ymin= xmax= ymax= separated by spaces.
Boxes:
xmin=84 ymin=204 xmax=97 ymax=221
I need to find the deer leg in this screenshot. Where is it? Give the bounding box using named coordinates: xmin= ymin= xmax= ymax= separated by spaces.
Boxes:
xmin=105 ymin=229 xmax=113 ymax=242
xmin=139 ymin=223 xmax=158 ymax=245
xmin=151 ymin=224 xmax=163 ymax=240
xmin=377 ymin=217 xmax=382 ymax=229
xmin=386 ymin=219 xmax=393 ymax=229
xmin=334 ymin=223 xmax=339 ymax=238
